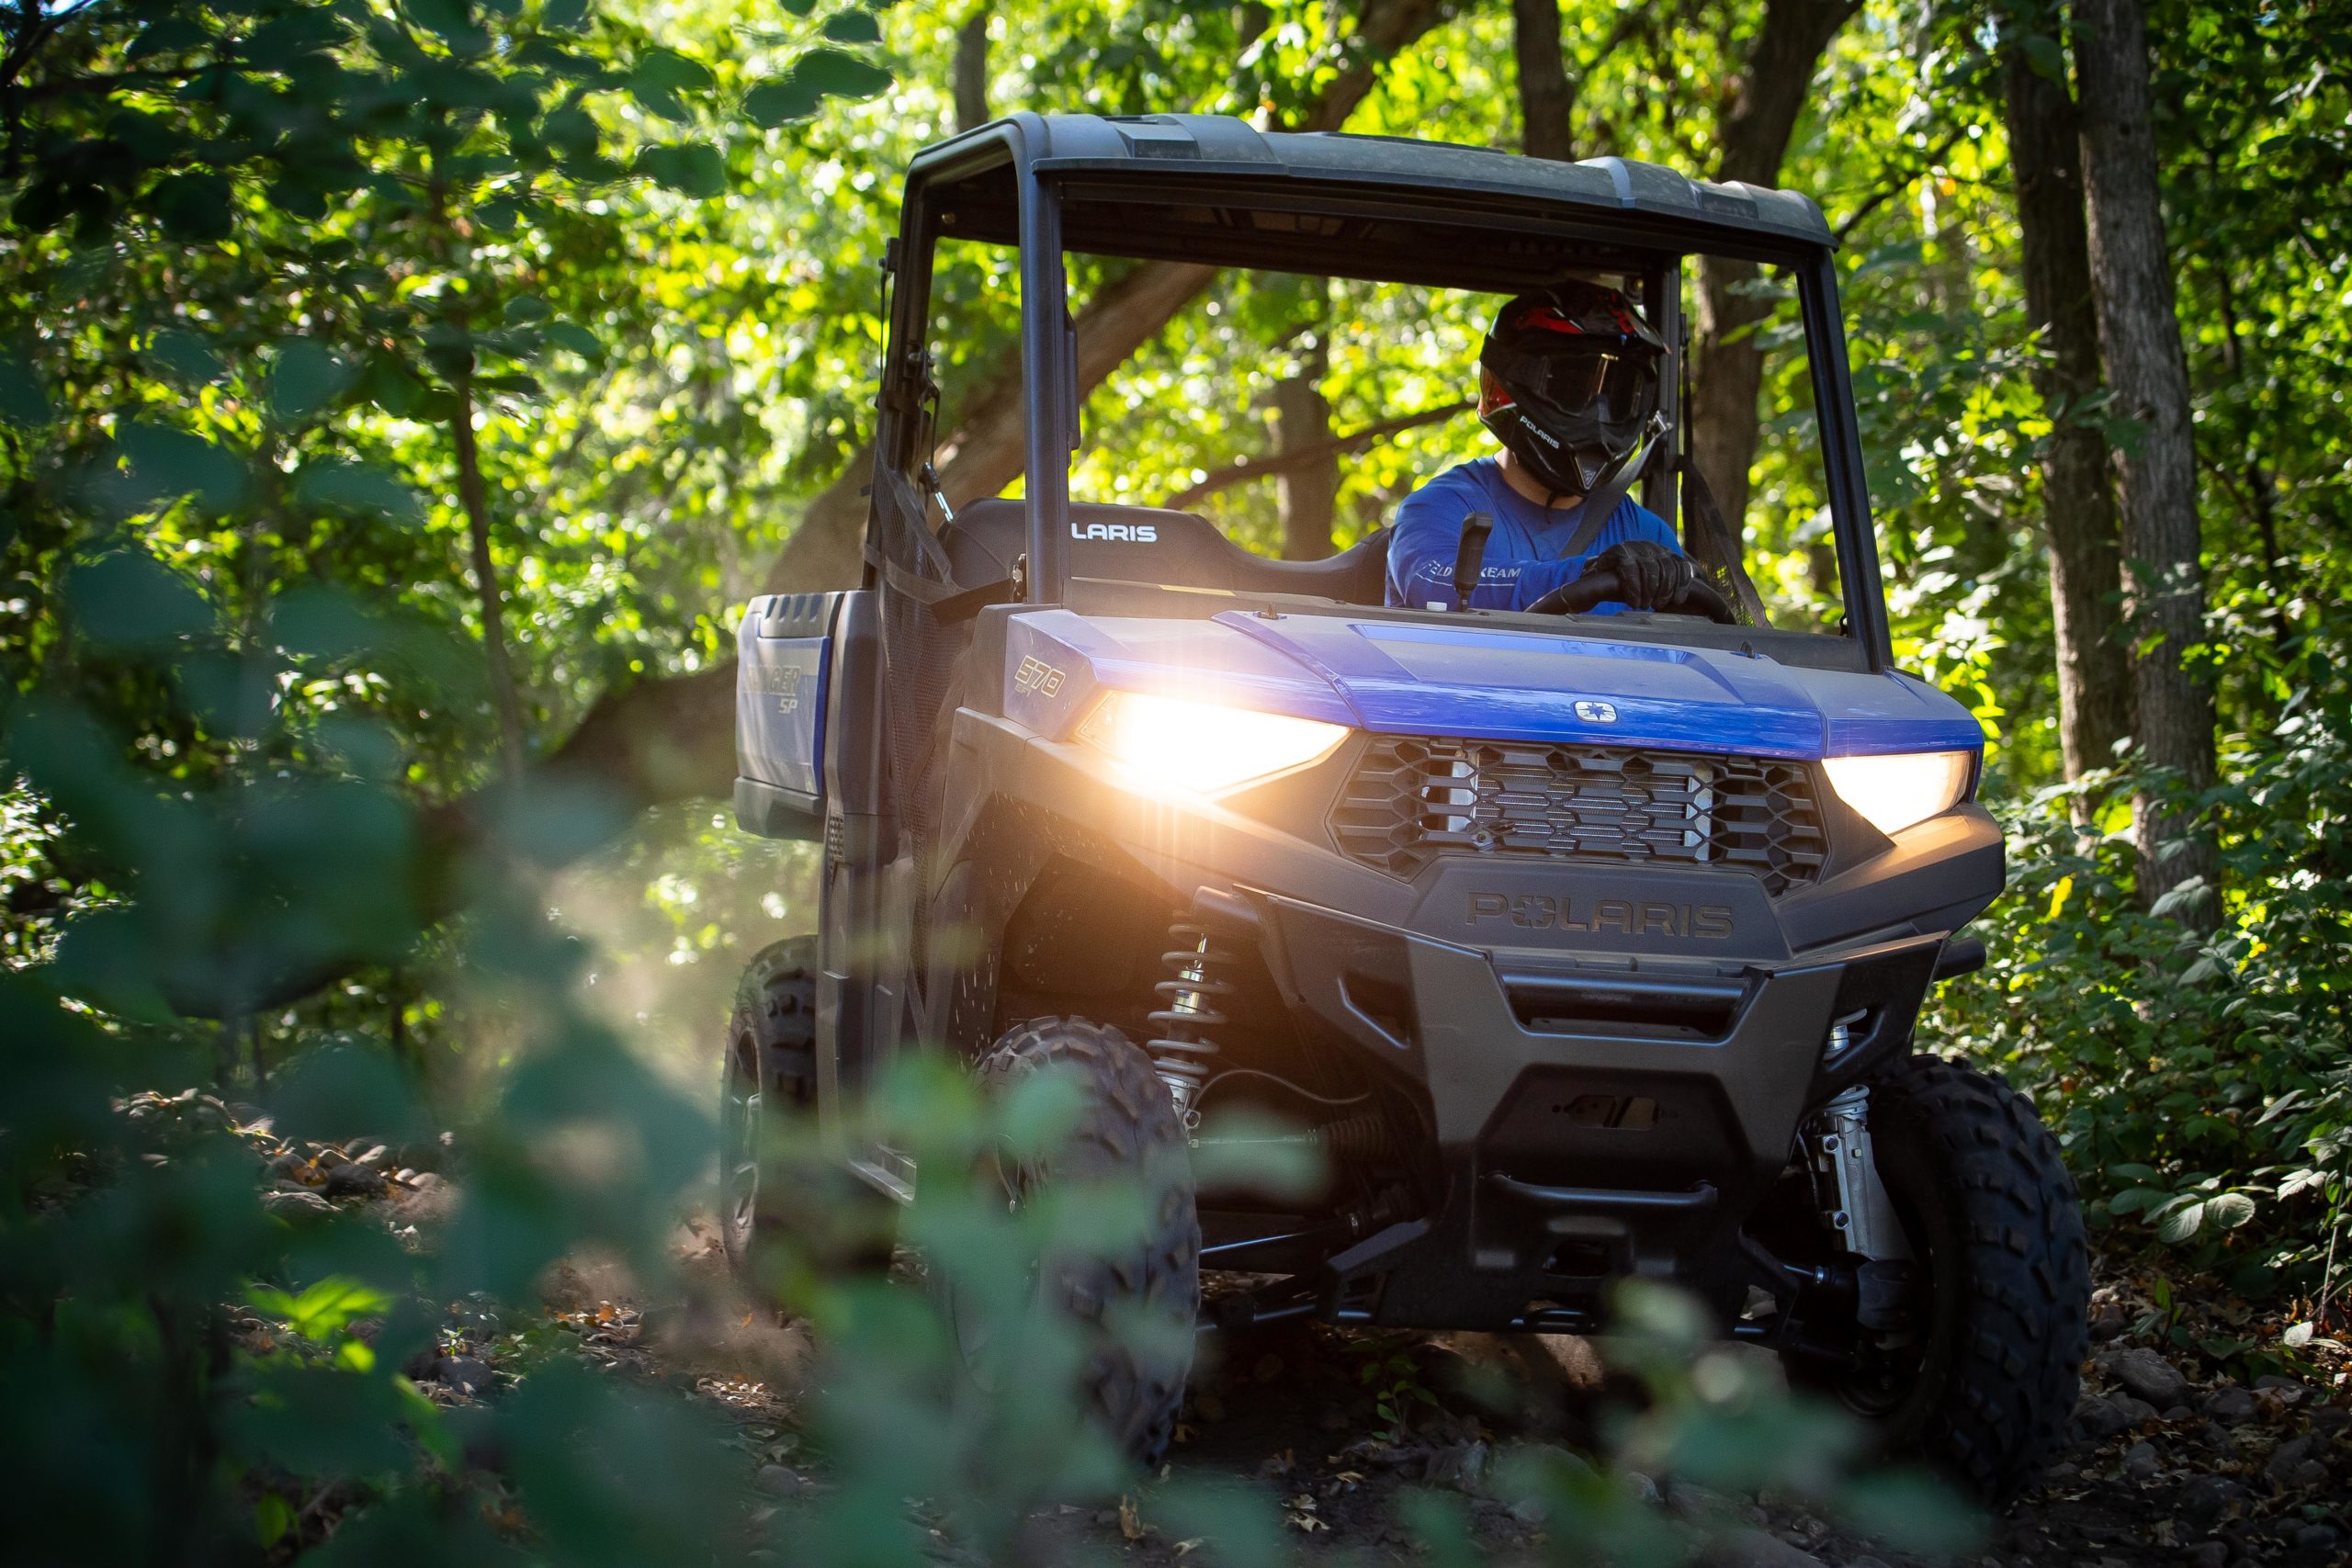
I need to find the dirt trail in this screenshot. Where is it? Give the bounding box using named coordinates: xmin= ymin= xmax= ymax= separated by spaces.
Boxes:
xmin=663 ymin=1221 xmax=2350 ymax=1567
xmin=209 ymin=1094 xmax=2346 ymax=1568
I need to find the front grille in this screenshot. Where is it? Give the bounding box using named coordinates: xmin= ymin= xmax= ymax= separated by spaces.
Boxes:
xmin=1330 ymin=736 xmax=1827 ymax=893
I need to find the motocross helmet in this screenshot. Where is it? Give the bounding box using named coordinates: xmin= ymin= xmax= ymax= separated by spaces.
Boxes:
xmin=1478 ymin=282 xmax=1666 ymax=497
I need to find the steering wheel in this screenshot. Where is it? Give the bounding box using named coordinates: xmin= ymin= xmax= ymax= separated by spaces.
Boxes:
xmin=1525 ymin=568 xmax=1738 ymax=624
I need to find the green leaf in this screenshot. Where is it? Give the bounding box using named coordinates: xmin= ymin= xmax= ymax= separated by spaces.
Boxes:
xmin=227 ymin=1364 xmax=415 ymax=1480
xmin=271 ymin=340 xmax=356 ymax=422
xmin=543 ymin=0 xmax=590 ymax=28
xmin=545 ymin=321 xmax=602 ymax=356
xmin=2020 ymin=33 xmax=2067 ymax=83
xmin=2209 ymin=1191 xmax=2257 ymax=1229
xmin=743 ymin=47 xmax=892 ymax=127
xmin=632 ymin=47 xmax=714 ymax=93
xmin=358 ymin=355 xmax=430 ymax=418
xmin=503 ymin=295 xmax=551 ymax=325
xmin=2155 ymin=1199 xmax=2206 ymax=1244
xmin=629 ymin=81 xmax=690 ymax=123
xmin=2109 ymin=1162 xmax=2163 ymax=1182
xmin=266 ymin=178 xmax=330 ymax=221
xmin=65 ymin=550 xmax=212 ymax=651
xmin=627 ymin=51 xmax=709 ymax=122
xmin=114 ymin=423 xmax=248 ymax=511
xmin=542 ymin=105 xmax=598 ymax=157
xmin=634 ymin=143 xmax=727 ymax=199
xmin=254 ymin=1495 xmax=296 ymax=1551
xmin=820 ymin=8 xmax=882 ymax=44
xmin=149 ymin=172 xmax=235 ymax=243
xmin=0 ymin=352 xmax=52 ymax=429
xmin=253 ymin=1276 xmax=398 ymax=1341
xmin=296 ymin=461 xmax=425 ymax=524
xmin=143 ymin=329 xmax=225 ymax=384
xmin=2108 ymin=1186 xmax=2169 ymax=1216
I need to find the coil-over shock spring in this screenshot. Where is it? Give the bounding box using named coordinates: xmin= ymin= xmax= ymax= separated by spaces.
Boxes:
xmin=1147 ymin=921 xmax=1236 ymax=1120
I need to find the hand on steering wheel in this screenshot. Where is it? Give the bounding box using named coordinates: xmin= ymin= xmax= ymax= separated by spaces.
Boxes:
xmin=1591 ymin=539 xmax=1695 ymax=610
xmin=1525 ymin=542 xmax=1738 ymax=622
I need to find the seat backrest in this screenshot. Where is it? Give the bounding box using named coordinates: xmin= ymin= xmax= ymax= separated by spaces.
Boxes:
xmin=940 ymin=500 xmax=1390 ymax=605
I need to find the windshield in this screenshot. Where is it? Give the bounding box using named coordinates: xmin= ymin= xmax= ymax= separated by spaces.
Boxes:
xmin=1062 ymin=260 xmax=1847 ymax=638
xmin=885 ymin=171 xmax=1871 ymax=660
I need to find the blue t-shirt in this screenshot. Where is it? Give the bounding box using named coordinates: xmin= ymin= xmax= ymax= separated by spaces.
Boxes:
xmin=1385 ymin=457 xmax=1680 ymax=612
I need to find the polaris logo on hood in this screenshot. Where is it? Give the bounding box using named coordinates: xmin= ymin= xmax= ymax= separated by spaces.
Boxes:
xmin=1072 ymin=521 xmax=1158 ymax=543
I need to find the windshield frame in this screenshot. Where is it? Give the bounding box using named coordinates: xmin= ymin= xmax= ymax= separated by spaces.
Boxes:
xmin=872 ymin=122 xmax=1894 ymax=673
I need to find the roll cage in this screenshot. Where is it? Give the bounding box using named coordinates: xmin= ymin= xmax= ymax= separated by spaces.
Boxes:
xmin=865 ymin=111 xmax=1893 ymax=672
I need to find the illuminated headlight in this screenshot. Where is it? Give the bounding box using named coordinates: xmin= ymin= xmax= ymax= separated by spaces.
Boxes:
xmin=1822 ymin=750 xmax=1976 ymax=837
xmin=1076 ymin=691 xmax=1349 ymax=798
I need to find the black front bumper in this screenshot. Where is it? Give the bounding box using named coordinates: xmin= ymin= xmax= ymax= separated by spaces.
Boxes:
xmin=1244 ymin=882 xmax=1948 ymax=1329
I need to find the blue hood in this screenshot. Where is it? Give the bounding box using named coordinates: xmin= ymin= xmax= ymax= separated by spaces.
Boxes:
xmin=1003 ymin=609 xmax=1982 ymax=760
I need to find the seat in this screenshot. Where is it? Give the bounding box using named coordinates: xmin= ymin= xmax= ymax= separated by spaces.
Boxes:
xmin=940 ymin=499 xmax=1391 ymax=606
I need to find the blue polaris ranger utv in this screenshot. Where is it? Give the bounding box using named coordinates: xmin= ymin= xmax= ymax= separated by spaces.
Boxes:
xmin=722 ymin=113 xmax=2088 ymax=1504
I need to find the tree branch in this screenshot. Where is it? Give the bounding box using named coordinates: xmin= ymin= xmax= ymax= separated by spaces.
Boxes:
xmin=1162 ymin=400 xmax=1472 ymax=509
xmin=1832 ymin=126 xmax=1966 ymax=243
xmin=450 ymin=360 xmax=528 ymax=781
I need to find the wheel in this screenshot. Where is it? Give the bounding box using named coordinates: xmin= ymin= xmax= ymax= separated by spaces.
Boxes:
xmin=947 ymin=1017 xmax=1201 ymax=1466
xmin=719 ymin=937 xmax=818 ymax=1276
xmin=1773 ymin=1055 xmax=2089 ymax=1506
xmin=719 ymin=937 xmax=894 ymax=1284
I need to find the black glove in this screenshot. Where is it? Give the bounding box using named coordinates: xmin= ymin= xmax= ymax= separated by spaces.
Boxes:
xmin=1588 ymin=539 xmax=1696 ymax=610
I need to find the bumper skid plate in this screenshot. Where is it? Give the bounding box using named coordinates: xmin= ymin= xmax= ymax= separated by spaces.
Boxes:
xmin=1249 ymin=887 xmax=1940 ymax=1329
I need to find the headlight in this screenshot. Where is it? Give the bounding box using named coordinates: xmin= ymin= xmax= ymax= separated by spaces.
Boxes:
xmin=1822 ymin=750 xmax=1975 ymax=837
xmin=1076 ymin=690 xmax=1349 ymax=798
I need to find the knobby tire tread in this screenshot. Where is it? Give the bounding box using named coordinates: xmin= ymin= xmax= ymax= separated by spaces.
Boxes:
xmin=978 ymin=1016 xmax=1202 ymax=1467
xmin=721 ymin=937 xmax=821 ymax=1279
xmin=1873 ymin=1053 xmax=2090 ymax=1506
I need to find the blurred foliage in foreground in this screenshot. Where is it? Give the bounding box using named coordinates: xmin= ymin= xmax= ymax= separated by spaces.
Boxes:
xmin=0 ymin=635 xmax=1978 ymax=1560
xmin=2 ymin=0 xmax=2349 ymax=1556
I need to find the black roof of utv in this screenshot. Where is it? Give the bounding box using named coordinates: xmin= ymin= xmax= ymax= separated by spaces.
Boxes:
xmin=910 ymin=113 xmax=1833 ymax=285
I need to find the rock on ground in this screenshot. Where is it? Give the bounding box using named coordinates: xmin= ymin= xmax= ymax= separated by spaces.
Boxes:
xmin=2101 ymin=1346 xmax=2191 ymax=1407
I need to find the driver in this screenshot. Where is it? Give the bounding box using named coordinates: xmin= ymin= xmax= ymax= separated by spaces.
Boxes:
xmin=1385 ymin=282 xmax=1694 ymax=614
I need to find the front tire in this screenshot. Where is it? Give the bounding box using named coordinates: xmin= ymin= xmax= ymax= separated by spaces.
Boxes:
xmin=954 ymin=1017 xmax=1202 ymax=1466
xmin=1788 ymin=1055 xmax=2090 ymax=1506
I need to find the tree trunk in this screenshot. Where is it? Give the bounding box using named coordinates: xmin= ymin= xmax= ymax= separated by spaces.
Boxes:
xmin=1688 ymin=0 xmax=1860 ymax=531
xmin=2001 ymin=39 xmax=2131 ymax=784
xmin=451 ymin=362 xmax=526 ymax=779
xmin=1511 ymin=0 xmax=1573 ymax=162
xmin=953 ymin=9 xmax=989 ymax=135
xmin=1274 ymin=338 xmax=1338 ymax=559
xmin=2075 ymin=0 xmax=2220 ymax=923
xmin=759 ymin=0 xmax=1447 ymax=596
